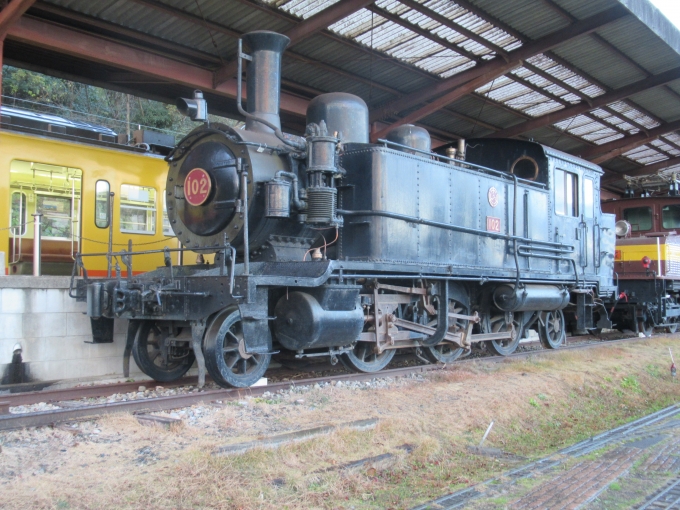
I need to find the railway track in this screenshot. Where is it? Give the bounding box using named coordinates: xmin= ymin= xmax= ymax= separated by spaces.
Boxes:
xmin=0 ymin=335 xmax=651 ymax=431
xmin=640 ymin=478 xmax=680 ymax=509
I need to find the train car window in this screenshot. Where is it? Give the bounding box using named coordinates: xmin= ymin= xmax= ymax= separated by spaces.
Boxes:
xmin=120 ymin=184 xmax=156 ymax=235
xmin=662 ymin=205 xmax=680 ymax=229
xmin=162 ymin=193 xmax=173 ymax=236
xmin=584 ymin=178 xmax=594 ymax=218
xmin=95 ymin=180 xmax=110 ymax=228
xmin=37 ymin=195 xmax=73 ymax=238
xmin=10 ymin=192 xmax=27 ymax=236
xmin=555 ymin=169 xmax=578 ymax=216
xmin=9 ymin=160 xmax=82 ymax=240
xmin=623 ymin=207 xmax=652 ymax=231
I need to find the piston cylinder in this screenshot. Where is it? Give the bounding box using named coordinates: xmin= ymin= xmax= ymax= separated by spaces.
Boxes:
xmin=274 ymin=291 xmax=364 ymax=350
xmin=493 ymin=284 xmax=569 ymax=312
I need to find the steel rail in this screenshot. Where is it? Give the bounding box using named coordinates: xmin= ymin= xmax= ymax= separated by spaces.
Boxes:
xmin=0 ymin=335 xmax=653 ymax=431
xmin=0 ymin=335 xmax=627 ymax=407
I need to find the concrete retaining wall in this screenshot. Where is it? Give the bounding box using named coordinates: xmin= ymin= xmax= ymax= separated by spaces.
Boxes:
xmin=0 ymin=276 xmax=146 ymax=383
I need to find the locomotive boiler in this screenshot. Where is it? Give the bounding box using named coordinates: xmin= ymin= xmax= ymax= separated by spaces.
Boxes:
xmin=74 ymin=30 xmax=617 ymax=388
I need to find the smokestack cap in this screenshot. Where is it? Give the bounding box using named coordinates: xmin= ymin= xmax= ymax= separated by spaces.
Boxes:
xmin=242 ymin=30 xmax=290 ymax=54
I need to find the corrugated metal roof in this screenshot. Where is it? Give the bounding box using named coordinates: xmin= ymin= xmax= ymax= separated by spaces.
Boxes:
xmin=10 ymin=0 xmax=680 ymax=190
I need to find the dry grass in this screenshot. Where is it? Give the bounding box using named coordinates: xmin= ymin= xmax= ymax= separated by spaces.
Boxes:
xmin=0 ymin=336 xmax=678 ymax=509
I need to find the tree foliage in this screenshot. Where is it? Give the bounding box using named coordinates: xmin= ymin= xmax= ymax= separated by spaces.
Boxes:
xmin=1 ymin=66 xmax=237 ymax=139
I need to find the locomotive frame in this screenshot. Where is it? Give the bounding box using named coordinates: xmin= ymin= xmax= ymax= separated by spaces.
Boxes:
xmin=73 ymin=30 xmax=617 ymax=389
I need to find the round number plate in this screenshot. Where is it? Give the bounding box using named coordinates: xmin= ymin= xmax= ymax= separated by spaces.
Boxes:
xmin=184 ymin=168 xmax=211 ymax=206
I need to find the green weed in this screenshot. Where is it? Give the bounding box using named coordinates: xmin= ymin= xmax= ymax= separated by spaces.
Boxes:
xmin=621 ymin=376 xmax=641 ymax=392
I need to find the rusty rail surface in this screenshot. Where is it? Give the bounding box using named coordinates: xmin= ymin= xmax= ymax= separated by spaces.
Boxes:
xmin=0 ymin=336 xmax=648 ymax=431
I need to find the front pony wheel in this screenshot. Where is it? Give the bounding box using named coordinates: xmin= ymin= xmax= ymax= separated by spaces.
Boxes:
xmin=132 ymin=321 xmax=195 ymax=382
xmin=204 ymin=308 xmax=271 ymax=388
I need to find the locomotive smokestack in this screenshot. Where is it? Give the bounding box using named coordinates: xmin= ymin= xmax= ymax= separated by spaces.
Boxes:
xmin=242 ymin=31 xmax=290 ymax=133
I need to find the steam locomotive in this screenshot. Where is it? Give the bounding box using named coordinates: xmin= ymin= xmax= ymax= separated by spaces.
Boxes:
xmin=74 ymin=30 xmax=617 ymax=388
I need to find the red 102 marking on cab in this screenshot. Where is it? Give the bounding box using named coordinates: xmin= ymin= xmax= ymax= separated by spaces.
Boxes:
xmin=184 ymin=168 xmax=211 ymax=206
xmin=486 ymin=216 xmax=501 ymax=233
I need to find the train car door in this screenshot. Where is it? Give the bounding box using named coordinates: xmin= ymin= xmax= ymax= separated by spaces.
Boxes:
xmin=8 ymin=160 xmax=82 ymax=275
xmin=553 ymin=165 xmax=582 ymax=277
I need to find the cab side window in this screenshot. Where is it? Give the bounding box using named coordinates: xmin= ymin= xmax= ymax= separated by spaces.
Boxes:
xmin=662 ymin=204 xmax=680 ymax=229
xmin=624 ymin=207 xmax=652 ymax=232
xmin=555 ymin=169 xmax=578 ymax=217
xmin=584 ymin=178 xmax=594 ymax=219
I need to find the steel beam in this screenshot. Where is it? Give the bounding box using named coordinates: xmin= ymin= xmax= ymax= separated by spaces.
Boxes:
xmin=0 ymin=0 xmax=35 ymax=38
xmin=488 ymin=67 xmax=680 ymax=139
xmin=371 ymin=59 xmax=521 ymax=141
xmin=369 ymin=5 xmax=629 ymax=140
xmin=32 ymin=2 xmax=223 ymax=66
xmin=579 ymin=120 xmax=680 ymax=163
xmin=601 ymin=156 xmax=680 ymax=184
xmin=5 ymin=16 xmax=309 ymax=117
xmin=7 ymin=16 xmax=466 ymax=143
xmin=213 ymin=0 xmax=374 ymax=87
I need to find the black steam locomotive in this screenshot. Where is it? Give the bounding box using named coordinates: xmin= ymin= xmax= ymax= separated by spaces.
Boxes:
xmin=74 ymin=30 xmax=617 ymax=388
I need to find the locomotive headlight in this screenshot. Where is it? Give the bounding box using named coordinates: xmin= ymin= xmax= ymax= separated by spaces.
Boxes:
xmin=615 ymin=220 xmax=631 ymax=237
xmin=176 ymin=90 xmax=208 ymax=122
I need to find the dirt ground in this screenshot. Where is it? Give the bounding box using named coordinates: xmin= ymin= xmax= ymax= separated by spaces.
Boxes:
xmin=0 ymin=336 xmax=678 ymax=509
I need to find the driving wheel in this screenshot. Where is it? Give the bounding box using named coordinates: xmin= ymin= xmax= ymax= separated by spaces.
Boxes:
xmin=204 ymin=308 xmax=271 ymax=388
xmin=484 ymin=312 xmax=525 ymax=356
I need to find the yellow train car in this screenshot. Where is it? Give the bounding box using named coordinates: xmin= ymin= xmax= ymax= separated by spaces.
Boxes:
xmin=1 ymin=107 xmax=183 ymax=276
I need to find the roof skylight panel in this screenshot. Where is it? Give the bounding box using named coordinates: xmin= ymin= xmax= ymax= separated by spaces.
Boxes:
xmin=524 ymin=100 xmax=565 ymax=117
xmin=525 ymin=55 xmax=605 ymax=99
xmin=624 ymin=147 xmax=668 ymax=165
xmin=329 ymin=8 xmax=379 ymax=38
xmin=589 ymin=108 xmax=639 ymax=134
xmin=265 ymin=0 xmax=341 ymax=18
xmin=554 ymin=114 xmax=593 ymax=132
xmin=511 ymin=69 xmax=579 ymax=105
xmin=424 ymin=0 xmax=521 ymax=50
xmin=352 ymin=18 xmax=415 ymax=50
xmin=416 ymin=48 xmax=473 ymax=74
xmin=606 ymin=101 xmax=659 ymax=130
xmin=650 ymin=139 xmax=680 ymax=156
xmin=376 ymin=0 xmax=495 ymax=59
xmin=554 ymin=116 xmax=624 ymax=144
xmin=438 ymin=59 xmax=478 ymax=77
